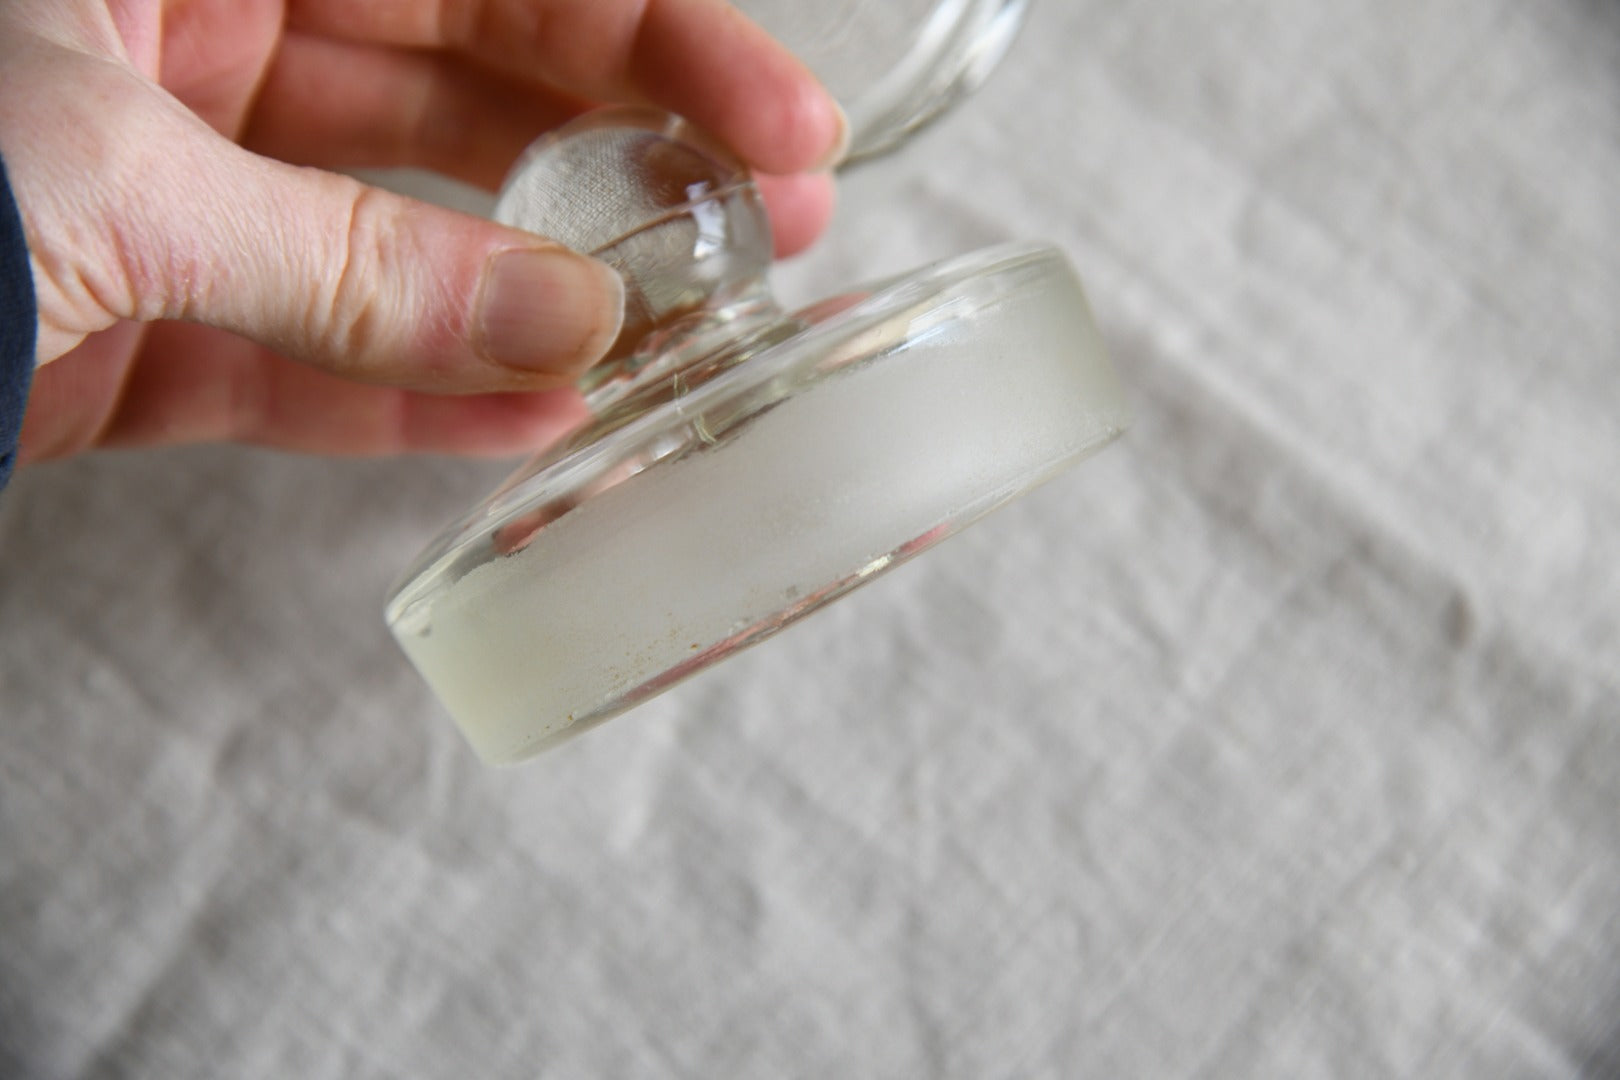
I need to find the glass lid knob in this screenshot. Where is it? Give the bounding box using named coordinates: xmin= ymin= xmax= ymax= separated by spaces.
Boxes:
xmin=493 ymin=110 xmax=773 ymax=376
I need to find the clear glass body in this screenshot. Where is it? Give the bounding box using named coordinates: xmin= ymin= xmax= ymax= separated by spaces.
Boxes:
xmin=734 ymin=0 xmax=1031 ymax=161
xmin=384 ymin=107 xmax=1125 ymax=764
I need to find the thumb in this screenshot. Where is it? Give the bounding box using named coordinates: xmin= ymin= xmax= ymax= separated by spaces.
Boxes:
xmin=21 ymin=64 xmax=624 ymax=391
xmin=158 ymin=145 xmax=627 ymax=391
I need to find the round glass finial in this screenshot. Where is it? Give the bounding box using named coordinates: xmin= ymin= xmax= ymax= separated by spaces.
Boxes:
xmin=386 ymin=109 xmax=1127 ymax=765
xmin=494 ymin=109 xmax=773 ymax=377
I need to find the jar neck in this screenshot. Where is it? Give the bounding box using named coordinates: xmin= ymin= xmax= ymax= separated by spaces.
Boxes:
xmin=578 ymin=284 xmax=784 ymax=416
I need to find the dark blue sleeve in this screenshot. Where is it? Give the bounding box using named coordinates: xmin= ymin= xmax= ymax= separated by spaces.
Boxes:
xmin=1 ymin=151 xmax=38 ymax=490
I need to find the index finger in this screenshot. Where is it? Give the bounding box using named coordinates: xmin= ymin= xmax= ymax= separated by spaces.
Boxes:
xmin=285 ymin=0 xmax=848 ymax=175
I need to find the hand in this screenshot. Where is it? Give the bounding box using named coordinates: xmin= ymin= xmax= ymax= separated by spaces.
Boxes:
xmin=0 ymin=0 xmax=844 ymax=463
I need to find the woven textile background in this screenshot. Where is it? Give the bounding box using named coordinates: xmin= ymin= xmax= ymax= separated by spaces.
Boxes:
xmin=4 ymin=2 xmax=1618 ymax=1075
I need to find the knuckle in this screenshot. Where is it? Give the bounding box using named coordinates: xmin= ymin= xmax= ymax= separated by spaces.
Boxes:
xmin=314 ymin=179 xmax=392 ymax=371
xmin=311 ymin=178 xmax=468 ymax=387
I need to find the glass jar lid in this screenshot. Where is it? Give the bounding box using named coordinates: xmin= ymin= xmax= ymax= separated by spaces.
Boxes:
xmin=385 ymin=109 xmax=1126 ymax=764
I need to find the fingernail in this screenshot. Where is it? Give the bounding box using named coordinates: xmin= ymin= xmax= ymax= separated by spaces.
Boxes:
xmin=475 ymin=248 xmax=625 ymax=374
xmin=812 ymin=102 xmax=852 ymax=173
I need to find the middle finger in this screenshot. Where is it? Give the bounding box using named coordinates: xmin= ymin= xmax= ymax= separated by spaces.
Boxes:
xmin=243 ymin=32 xmax=591 ymax=190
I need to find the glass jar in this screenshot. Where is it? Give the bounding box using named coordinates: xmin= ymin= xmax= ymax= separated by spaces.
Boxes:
xmin=734 ymin=0 xmax=1032 ymax=161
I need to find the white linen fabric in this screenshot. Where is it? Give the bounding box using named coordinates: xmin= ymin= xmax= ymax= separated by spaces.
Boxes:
xmin=4 ymin=2 xmax=1618 ymax=1076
